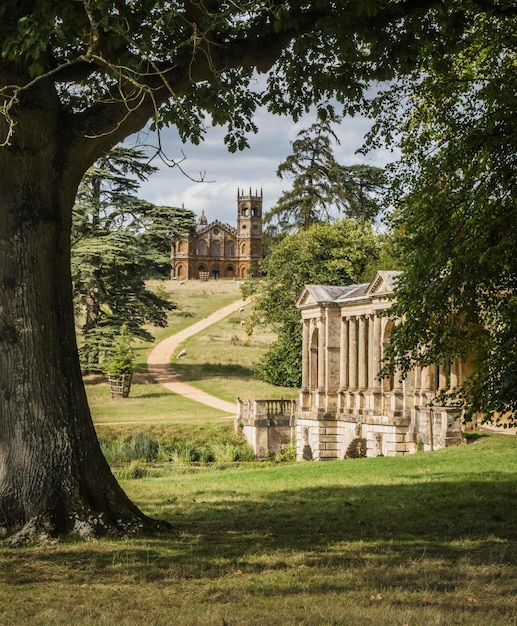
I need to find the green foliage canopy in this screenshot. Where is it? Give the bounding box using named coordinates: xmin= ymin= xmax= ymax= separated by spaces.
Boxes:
xmin=244 ymin=219 xmax=382 ymax=387
xmin=368 ymin=3 xmax=517 ymax=421
xmin=72 ymin=146 xmax=196 ymax=372
xmin=265 ymin=113 xmax=385 ymax=234
xmin=2 ymin=1 xmax=492 ymax=155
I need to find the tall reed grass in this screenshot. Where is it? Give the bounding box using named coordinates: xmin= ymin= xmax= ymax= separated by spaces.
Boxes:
xmin=99 ymin=431 xmax=257 ymax=467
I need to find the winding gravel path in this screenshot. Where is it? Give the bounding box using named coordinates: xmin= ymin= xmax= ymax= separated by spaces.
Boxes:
xmin=147 ymin=298 xmax=251 ymax=416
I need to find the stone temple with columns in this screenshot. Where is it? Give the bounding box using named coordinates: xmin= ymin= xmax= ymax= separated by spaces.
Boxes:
xmin=237 ymin=270 xmax=466 ymax=460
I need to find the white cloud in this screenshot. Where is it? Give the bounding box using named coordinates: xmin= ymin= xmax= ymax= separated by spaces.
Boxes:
xmin=133 ymin=106 xmax=395 ymax=225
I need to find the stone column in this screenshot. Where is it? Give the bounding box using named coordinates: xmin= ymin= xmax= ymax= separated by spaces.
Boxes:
xmin=368 ymin=313 xmax=383 ymax=413
xmin=318 ymin=314 xmax=326 ymax=390
xmin=421 ymin=366 xmax=431 ymax=390
xmin=348 ymin=317 xmax=357 ymax=390
xmin=301 ymin=319 xmax=310 ymax=389
xmin=309 ymin=322 xmax=318 ymax=390
xmin=438 ymin=364 xmax=448 ymax=390
xmin=358 ymin=316 xmax=367 ymax=389
xmin=340 ymin=316 xmax=349 ymax=390
xmin=450 ymin=358 xmax=460 ymax=388
xmin=369 ymin=313 xmax=383 ymax=389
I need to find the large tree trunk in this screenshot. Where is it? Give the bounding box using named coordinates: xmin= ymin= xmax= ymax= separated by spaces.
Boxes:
xmin=0 ymin=78 xmax=166 ymax=545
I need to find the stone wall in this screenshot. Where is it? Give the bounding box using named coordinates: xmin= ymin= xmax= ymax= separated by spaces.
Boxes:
xmin=237 ymin=401 xmax=464 ymax=460
xmin=237 ymin=399 xmax=296 ymax=458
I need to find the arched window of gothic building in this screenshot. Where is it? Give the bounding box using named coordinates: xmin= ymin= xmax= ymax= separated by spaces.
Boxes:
xmin=197 ymin=240 xmax=208 ymax=256
xmin=225 ymin=241 xmax=236 ymax=256
xmin=211 ymin=240 xmax=221 ymax=255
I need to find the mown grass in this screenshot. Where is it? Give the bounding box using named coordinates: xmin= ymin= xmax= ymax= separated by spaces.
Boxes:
xmin=86 ymin=374 xmax=239 ymax=454
xmin=86 ymin=278 xmax=292 ymax=475
xmin=169 ymin=302 xmax=298 ymax=402
xmin=133 ymin=279 xmax=244 ymax=369
xmin=1 ymin=433 xmax=516 ymax=625
xmin=131 ymin=278 xmax=295 ymax=402
xmin=55 ymin=281 xmax=517 ymax=624
xmin=149 ymin=278 xmax=244 ymax=336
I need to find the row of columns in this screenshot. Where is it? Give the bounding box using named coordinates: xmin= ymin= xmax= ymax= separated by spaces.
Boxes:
xmin=301 ymin=310 xmax=463 ymax=400
xmin=339 ymin=314 xmax=384 ymax=391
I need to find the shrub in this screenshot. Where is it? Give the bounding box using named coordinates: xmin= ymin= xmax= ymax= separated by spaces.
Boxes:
xmin=115 ymin=461 xmax=152 ymax=480
xmin=272 ymin=445 xmax=297 ymax=463
xmin=211 ymin=441 xmax=239 ymax=463
xmin=133 ymin=432 xmax=159 ymax=462
xmin=211 ymin=441 xmax=255 ymax=463
xmin=170 ymin=444 xmax=197 ymax=464
xmin=105 ymin=325 xmax=135 ymax=379
xmin=99 ymin=433 xmax=159 ymax=463
xmin=156 ymin=441 xmax=175 ymax=462
xmin=198 ymin=446 xmax=215 ymax=463
xmin=236 ymin=444 xmax=256 ymax=462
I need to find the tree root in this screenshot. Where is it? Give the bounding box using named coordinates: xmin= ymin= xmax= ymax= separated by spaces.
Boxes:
xmin=1 ymin=512 xmax=171 ymax=547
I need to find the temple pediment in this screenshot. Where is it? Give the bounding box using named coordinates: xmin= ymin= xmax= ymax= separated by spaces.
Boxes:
xmin=297 ymin=272 xmax=401 ymax=310
xmin=366 ymin=270 xmax=402 ymax=296
xmin=297 ymin=285 xmax=352 ymax=308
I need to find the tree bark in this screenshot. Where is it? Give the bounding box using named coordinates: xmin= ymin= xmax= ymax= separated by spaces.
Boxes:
xmin=0 ymin=77 xmax=166 ymax=545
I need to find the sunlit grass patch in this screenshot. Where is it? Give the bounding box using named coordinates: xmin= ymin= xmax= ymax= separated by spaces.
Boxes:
xmin=2 ymin=434 xmax=515 ymax=625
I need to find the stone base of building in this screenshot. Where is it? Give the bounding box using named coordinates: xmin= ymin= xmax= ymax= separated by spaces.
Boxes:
xmin=236 ymin=399 xmax=465 ymax=460
xmin=237 ymin=399 xmax=296 ymax=459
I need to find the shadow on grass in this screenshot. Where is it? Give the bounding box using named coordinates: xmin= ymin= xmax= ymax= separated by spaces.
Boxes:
xmin=464 ymin=431 xmax=491 ymax=443
xmin=157 ymin=478 xmax=517 ymax=554
xmin=4 ymin=478 xmax=516 ymax=591
xmin=128 ymin=391 xmax=176 ymax=399
xmin=2 ymin=473 xmax=516 ymax=626
xmin=172 ymin=361 xmax=254 ymax=380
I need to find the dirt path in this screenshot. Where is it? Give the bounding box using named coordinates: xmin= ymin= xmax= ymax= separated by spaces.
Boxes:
xmin=147 ymin=298 xmax=250 ymax=416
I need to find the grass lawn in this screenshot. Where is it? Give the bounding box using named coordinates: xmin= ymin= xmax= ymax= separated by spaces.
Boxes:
xmin=86 ymin=373 xmax=236 ymax=449
xmin=169 ymin=300 xmax=298 ymax=402
xmin=159 ymin=282 xmax=298 ymax=402
xmin=88 ymin=278 xmax=295 ymax=430
xmin=133 ymin=279 xmax=245 ymax=369
xmin=132 ymin=278 xmax=295 ymax=401
xmin=28 ymin=280 xmax=515 ymax=624
xmin=1 ymin=433 xmax=516 ymax=624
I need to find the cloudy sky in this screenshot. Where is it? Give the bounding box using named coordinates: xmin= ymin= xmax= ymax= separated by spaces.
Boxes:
xmin=131 ymin=106 xmax=395 ymax=225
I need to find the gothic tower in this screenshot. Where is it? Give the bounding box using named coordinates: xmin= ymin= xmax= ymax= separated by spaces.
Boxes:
xmin=237 ymin=188 xmax=262 ymax=278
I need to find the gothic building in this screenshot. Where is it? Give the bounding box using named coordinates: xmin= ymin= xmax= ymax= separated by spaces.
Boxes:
xmin=238 ymin=270 xmax=466 ymax=460
xmin=171 ymin=188 xmax=263 ymax=280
